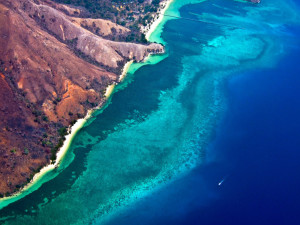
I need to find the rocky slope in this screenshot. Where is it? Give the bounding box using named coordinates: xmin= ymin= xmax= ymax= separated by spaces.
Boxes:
xmin=0 ymin=0 xmax=163 ymax=196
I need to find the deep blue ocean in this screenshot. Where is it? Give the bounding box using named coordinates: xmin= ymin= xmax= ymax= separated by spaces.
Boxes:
xmin=106 ymin=27 xmax=300 ymax=225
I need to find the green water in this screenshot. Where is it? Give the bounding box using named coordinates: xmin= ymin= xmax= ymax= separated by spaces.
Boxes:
xmin=1 ymin=0 xmax=299 ymax=224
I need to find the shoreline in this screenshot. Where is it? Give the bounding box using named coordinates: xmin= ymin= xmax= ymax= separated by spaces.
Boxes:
xmin=0 ymin=105 xmax=94 ymax=209
xmin=0 ymin=52 xmax=156 ymax=209
xmin=142 ymin=0 xmax=174 ymax=40
xmin=119 ymin=60 xmax=133 ymax=82
xmin=0 ymin=82 xmax=117 ymax=209
xmin=0 ymin=1 xmax=172 ymax=209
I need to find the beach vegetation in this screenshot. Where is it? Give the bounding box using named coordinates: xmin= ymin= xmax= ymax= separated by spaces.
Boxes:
xmin=46 ymin=141 xmax=53 ymax=147
xmin=51 ymin=134 xmax=67 ymax=163
xmin=24 ymin=148 xmax=29 ymax=155
xmin=152 ymin=0 xmax=160 ymax=5
xmin=52 ymin=0 xmax=163 ymax=43
xmin=58 ymin=127 xmax=68 ymax=137
xmin=70 ymin=119 xmax=77 ymax=126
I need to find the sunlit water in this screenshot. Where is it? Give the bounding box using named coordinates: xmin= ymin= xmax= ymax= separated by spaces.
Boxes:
xmin=1 ymin=0 xmax=300 ymax=224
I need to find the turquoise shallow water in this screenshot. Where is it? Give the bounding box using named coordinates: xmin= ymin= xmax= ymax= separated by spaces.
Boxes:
xmin=1 ymin=0 xmax=300 ymax=224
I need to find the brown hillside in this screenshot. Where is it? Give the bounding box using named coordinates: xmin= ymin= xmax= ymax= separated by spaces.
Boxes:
xmin=0 ymin=0 xmax=163 ymax=196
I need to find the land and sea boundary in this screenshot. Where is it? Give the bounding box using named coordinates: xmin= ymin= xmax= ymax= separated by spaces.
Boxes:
xmin=0 ymin=0 xmax=174 ymax=209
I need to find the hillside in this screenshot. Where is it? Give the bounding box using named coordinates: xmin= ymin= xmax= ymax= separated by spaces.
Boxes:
xmin=0 ymin=0 xmax=163 ymax=196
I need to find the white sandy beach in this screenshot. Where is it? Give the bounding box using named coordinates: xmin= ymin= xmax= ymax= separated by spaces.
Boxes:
xmin=0 ymin=110 xmax=91 ymax=209
xmin=143 ymin=0 xmax=174 ymax=40
xmin=0 ymin=58 xmax=136 ymax=208
xmin=119 ymin=60 xmax=133 ymax=82
xmin=0 ymin=83 xmax=116 ymax=209
xmin=0 ymin=1 xmax=172 ymax=208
